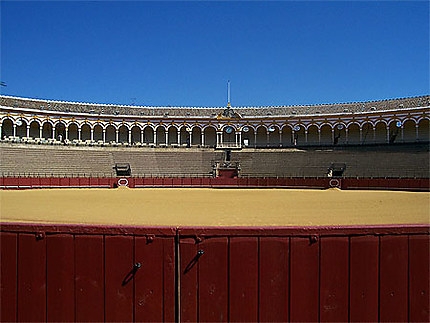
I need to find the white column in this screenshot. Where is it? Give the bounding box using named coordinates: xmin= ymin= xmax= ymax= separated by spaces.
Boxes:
xmin=318 ymin=129 xmax=321 ymax=145
xmin=373 ymin=127 xmax=376 ymax=143
xmin=254 ymin=131 xmax=257 ymax=147
xmin=331 ymin=129 xmax=335 ymax=144
xmin=65 ymin=127 xmax=69 ymax=140
xmin=141 ymin=129 xmax=144 ymax=143
xmin=153 ymin=130 xmax=157 ymax=145
xmin=78 ymin=128 xmax=82 ymax=141
xmin=292 ymin=130 xmax=296 ymax=146
xmin=115 ymin=129 xmax=119 ymax=143
xmin=359 ymin=128 xmax=362 ymax=144
xmin=13 ymin=124 xmax=16 ymax=137
xmin=165 ymin=131 xmax=169 ymax=145
xmin=238 ymin=131 xmax=242 ymax=147
xmin=201 ymin=132 xmax=205 ymax=146
xmin=103 ymin=129 xmax=106 ymax=142
xmin=177 ymin=130 xmax=181 ymax=145
xmin=401 ymin=126 xmax=404 ymax=142
xmin=51 ymin=126 xmax=55 ymax=139
xmin=386 ymin=127 xmax=390 ymax=143
xmin=415 ymin=124 xmax=419 ymax=141
xmin=266 ymin=131 xmax=270 ymax=147
xmin=128 ymin=129 xmax=132 ymax=144
xmin=305 ymin=130 xmax=308 ymax=144
xmin=39 ymin=126 xmax=43 ymax=139
xmin=26 ymin=125 xmax=30 ymax=138
xmin=188 ymin=131 xmax=192 ymax=146
xmin=279 ymin=130 xmax=282 ymax=147
xmin=91 ymin=129 xmax=94 ymax=141
xmin=345 ymin=128 xmax=349 ymax=144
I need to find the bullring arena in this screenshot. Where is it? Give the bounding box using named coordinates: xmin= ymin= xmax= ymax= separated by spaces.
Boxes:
xmin=1 ymin=94 xmax=429 ymax=322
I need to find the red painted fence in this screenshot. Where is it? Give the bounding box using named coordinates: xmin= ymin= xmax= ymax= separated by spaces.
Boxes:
xmin=0 ymin=176 xmax=429 ymax=191
xmin=1 ymin=223 xmax=429 ymax=322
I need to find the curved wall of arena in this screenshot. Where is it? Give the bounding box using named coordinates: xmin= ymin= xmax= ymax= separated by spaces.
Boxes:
xmin=1 ymin=95 xmax=429 ymax=148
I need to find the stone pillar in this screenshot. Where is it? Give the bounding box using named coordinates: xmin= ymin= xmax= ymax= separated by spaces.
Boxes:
xmin=292 ymin=130 xmax=296 ymax=146
xmin=103 ymin=129 xmax=106 ymax=142
xmin=39 ymin=126 xmax=43 ymax=139
xmin=115 ymin=129 xmax=119 ymax=143
xmin=141 ymin=129 xmax=144 ymax=143
xmin=65 ymin=127 xmax=69 ymax=141
xmin=416 ymin=124 xmax=419 ymax=141
xmin=345 ymin=128 xmax=349 ymax=144
xmin=78 ymin=128 xmax=82 ymax=141
xmin=153 ymin=130 xmax=157 ymax=145
xmin=201 ymin=132 xmax=205 ymax=146
xmin=386 ymin=127 xmax=390 ymax=143
xmin=331 ymin=128 xmax=335 ymax=144
xmin=91 ymin=129 xmax=94 ymax=141
xmin=254 ymin=131 xmax=257 ymax=148
xmin=165 ymin=131 xmax=169 ymax=145
xmin=266 ymin=131 xmax=270 ymax=147
xmin=128 ymin=129 xmax=132 ymax=144
xmin=401 ymin=126 xmax=404 ymax=142
xmin=279 ymin=130 xmax=282 ymax=147
xmin=13 ymin=124 xmax=16 ymax=137
xmin=26 ymin=125 xmax=30 ymax=138
xmin=305 ymin=130 xmax=308 ymax=144
xmin=238 ymin=131 xmax=242 ymax=147
xmin=51 ymin=126 xmax=55 ymax=139
xmin=188 ymin=131 xmax=192 ymax=146
xmin=177 ymin=130 xmax=181 ymax=145
xmin=318 ymin=129 xmax=321 ymax=145
xmin=373 ymin=127 xmax=376 ymax=143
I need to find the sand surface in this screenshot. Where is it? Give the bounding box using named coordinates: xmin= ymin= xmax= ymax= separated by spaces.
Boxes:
xmin=1 ymin=188 xmax=429 ymax=227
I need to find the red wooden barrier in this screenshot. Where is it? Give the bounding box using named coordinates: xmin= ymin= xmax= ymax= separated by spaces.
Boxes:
xmin=0 ymin=233 xmax=17 ymax=322
xmin=349 ymin=235 xmax=379 ymax=322
xmin=172 ymin=177 xmax=182 ymax=187
xmin=1 ymin=224 xmax=429 ymax=323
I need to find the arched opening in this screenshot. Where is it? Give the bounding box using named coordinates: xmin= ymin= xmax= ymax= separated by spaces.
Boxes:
xmin=192 ymin=127 xmax=201 ymax=146
xmin=105 ymin=125 xmax=116 ymax=143
xmin=374 ymin=122 xmax=387 ymax=144
xmin=402 ymin=120 xmax=416 ymax=142
xmin=320 ymin=125 xmax=332 ymax=146
xmin=131 ymin=126 xmax=141 ymax=144
xmin=307 ymin=125 xmax=319 ymax=146
xmin=418 ymin=119 xmax=429 ymax=142
xmin=268 ymin=125 xmax=280 ymax=147
xmin=118 ymin=125 xmax=129 ymax=143
xmin=204 ymin=126 xmax=216 ymax=148
xmin=16 ymin=120 xmax=28 ymax=138
xmin=156 ymin=126 xmax=166 ymax=145
xmin=29 ymin=121 xmax=40 ymax=138
xmin=333 ymin=124 xmax=346 ymax=145
xmin=55 ymin=122 xmax=66 ymax=141
xmin=256 ymin=126 xmax=267 ymax=147
xmin=1 ymin=119 xmax=13 ymax=138
xmin=361 ymin=122 xmax=373 ymax=144
xmin=388 ymin=121 xmax=401 ymax=144
xmin=68 ymin=123 xmax=79 ymax=140
xmin=293 ymin=125 xmax=306 ymax=146
xmin=242 ymin=126 xmax=254 ymax=148
xmin=93 ymin=125 xmax=103 ymax=142
xmin=81 ymin=124 xmax=91 ymax=141
xmin=42 ymin=122 xmax=53 ymax=139
xmin=180 ymin=126 xmax=189 ymax=146
xmin=143 ymin=126 xmax=154 ymax=144
xmin=168 ymin=126 xmax=178 ymax=145
xmin=347 ymin=123 xmax=360 ymax=145
xmin=281 ymin=126 xmax=292 ymax=147
xmin=223 ymin=126 xmax=236 ymax=145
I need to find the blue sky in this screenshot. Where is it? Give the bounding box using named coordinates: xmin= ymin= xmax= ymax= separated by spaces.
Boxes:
xmin=1 ymin=1 xmax=429 ymax=107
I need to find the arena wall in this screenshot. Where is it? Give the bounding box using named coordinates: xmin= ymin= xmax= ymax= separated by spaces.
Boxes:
xmin=1 ymin=223 xmax=428 ymax=322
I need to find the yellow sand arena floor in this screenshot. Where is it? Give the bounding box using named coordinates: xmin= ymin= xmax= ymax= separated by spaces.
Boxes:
xmin=1 ymin=188 xmax=429 ymax=227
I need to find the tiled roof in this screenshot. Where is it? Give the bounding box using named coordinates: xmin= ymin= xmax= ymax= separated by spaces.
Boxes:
xmin=1 ymin=95 xmax=429 ymax=118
